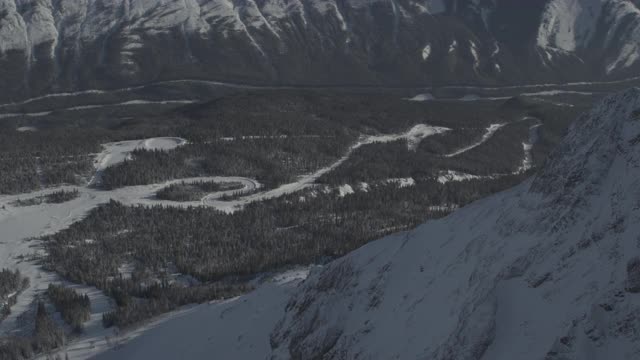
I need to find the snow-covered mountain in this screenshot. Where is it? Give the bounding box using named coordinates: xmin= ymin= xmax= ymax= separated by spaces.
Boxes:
xmin=91 ymin=88 xmax=640 ymax=360
xmin=0 ymin=0 xmax=639 ymax=101
xmin=269 ymin=87 xmax=640 ymax=359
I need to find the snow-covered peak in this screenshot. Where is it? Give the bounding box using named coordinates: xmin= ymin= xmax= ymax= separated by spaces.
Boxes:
xmin=537 ymin=0 xmax=605 ymax=52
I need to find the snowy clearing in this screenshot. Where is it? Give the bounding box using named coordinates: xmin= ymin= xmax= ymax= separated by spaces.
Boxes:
xmin=444 ymin=123 xmax=506 ymax=157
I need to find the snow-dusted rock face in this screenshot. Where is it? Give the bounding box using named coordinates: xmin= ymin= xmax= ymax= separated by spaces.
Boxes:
xmin=536 ymin=0 xmax=605 ymax=52
xmin=0 ymin=0 xmax=639 ymax=100
xmin=269 ymin=88 xmax=640 ymax=359
xmin=536 ymin=0 xmax=640 ymax=74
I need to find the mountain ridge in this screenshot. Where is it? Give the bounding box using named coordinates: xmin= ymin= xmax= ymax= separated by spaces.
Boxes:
xmin=1 ymin=0 xmax=639 ymax=101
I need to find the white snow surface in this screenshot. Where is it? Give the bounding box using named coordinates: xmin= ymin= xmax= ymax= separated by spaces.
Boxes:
xmin=337 ymin=184 xmax=355 ymax=197
xmin=15 ymin=126 xmax=37 ymax=132
xmin=470 ymin=41 xmax=480 ymax=72
xmin=421 ymin=44 xmax=432 ymax=61
xmin=84 ymin=87 xmax=640 ymax=359
xmin=362 ymin=123 xmax=450 ymax=151
xmin=406 ymin=93 xmax=434 ymax=101
xmin=437 ymin=170 xmax=490 ymax=184
xmin=448 ymin=39 xmax=458 ymax=53
xmin=445 ymin=123 xmax=506 ymax=157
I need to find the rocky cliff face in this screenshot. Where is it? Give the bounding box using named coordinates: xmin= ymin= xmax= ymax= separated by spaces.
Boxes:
xmin=269 ymin=88 xmax=640 ymax=359
xmin=0 ymin=0 xmax=639 ymax=101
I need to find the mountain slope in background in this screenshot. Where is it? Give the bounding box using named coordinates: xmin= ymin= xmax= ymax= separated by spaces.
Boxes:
xmin=0 ymin=0 xmax=639 ymax=101
xmin=93 ymin=88 xmax=640 ymax=359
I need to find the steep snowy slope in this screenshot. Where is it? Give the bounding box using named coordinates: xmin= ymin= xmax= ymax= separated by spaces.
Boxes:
xmin=0 ymin=0 xmax=639 ymax=101
xmin=270 ymin=88 xmax=640 ymax=359
xmin=92 ymin=88 xmax=640 ymax=359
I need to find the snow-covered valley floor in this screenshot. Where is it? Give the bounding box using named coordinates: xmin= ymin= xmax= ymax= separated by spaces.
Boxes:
xmin=0 ymin=74 xmax=638 ymax=120
xmin=0 ymin=124 xmax=452 ymax=344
